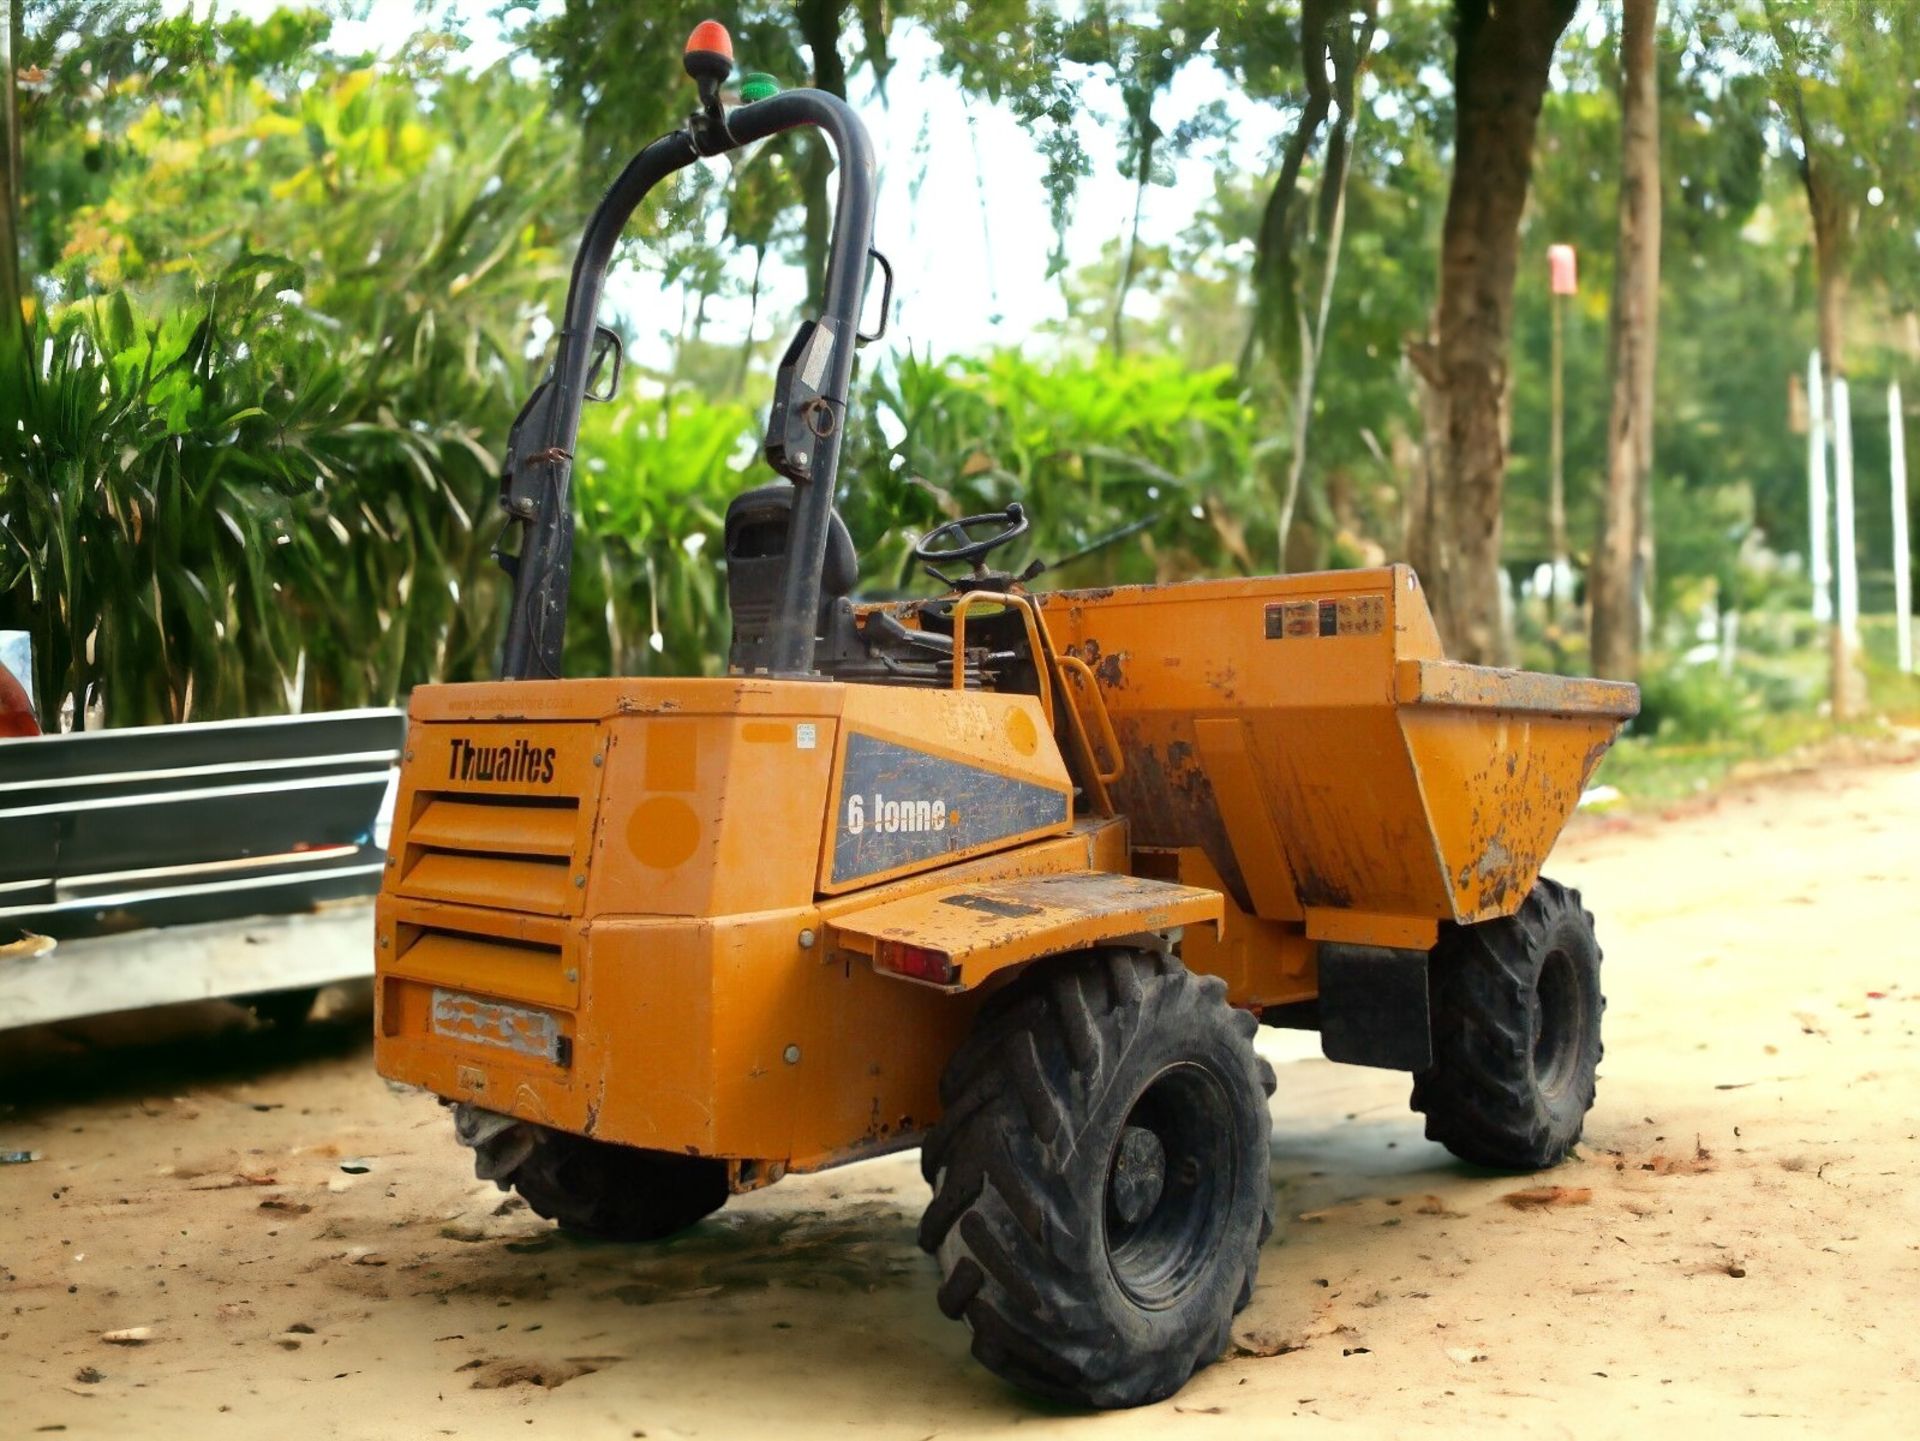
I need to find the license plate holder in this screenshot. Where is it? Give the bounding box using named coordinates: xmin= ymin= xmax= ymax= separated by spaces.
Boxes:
xmin=430 ymin=988 xmax=567 ymax=1065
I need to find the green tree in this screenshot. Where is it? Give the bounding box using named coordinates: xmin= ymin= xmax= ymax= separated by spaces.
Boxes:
xmin=1760 ymin=0 xmax=1920 ymax=714
xmin=513 ymin=1 xmax=914 ymax=318
xmin=1409 ymin=0 xmax=1580 ymax=664
xmin=1591 ymin=0 xmax=1662 ymax=683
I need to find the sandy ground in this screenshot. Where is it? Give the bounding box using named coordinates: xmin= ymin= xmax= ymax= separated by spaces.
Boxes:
xmin=3 ymin=748 xmax=1918 ymax=1440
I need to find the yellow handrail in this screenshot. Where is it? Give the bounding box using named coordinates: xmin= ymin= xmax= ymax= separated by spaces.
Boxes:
xmin=1055 ymin=653 xmax=1125 ymax=786
xmin=947 ymin=591 xmax=1053 ymax=724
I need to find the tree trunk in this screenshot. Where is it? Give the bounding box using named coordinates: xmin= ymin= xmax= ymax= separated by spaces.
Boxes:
xmin=795 ymin=0 xmax=846 ymax=313
xmin=1240 ymin=0 xmax=1335 ymax=380
xmin=1275 ymin=112 xmax=1358 ymax=564
xmin=1110 ymin=116 xmax=1158 ymax=356
xmin=1809 ymin=172 xmax=1849 ymax=383
xmin=1245 ymin=0 xmax=1375 ymax=566
xmin=1591 ymin=0 xmax=1661 ymax=682
xmin=0 ymin=0 xmax=24 ymax=343
xmin=1413 ymin=0 xmax=1577 ymax=663
xmin=1767 ymin=3 xmax=1861 ymax=718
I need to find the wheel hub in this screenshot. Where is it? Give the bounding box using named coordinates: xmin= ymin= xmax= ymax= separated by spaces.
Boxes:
xmin=1531 ymin=946 xmax=1583 ymax=1102
xmin=1108 ymin=1125 xmax=1167 ymax=1226
xmin=1102 ymin=1064 xmax=1235 ymax=1309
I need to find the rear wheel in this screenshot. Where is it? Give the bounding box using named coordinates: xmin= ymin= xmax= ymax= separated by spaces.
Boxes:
xmin=1411 ymin=877 xmax=1604 ymax=1170
xmin=242 ymin=986 xmax=319 ymax=1030
xmin=454 ymin=1105 xmax=728 ymax=1241
xmin=918 ymin=947 xmax=1275 ymax=1409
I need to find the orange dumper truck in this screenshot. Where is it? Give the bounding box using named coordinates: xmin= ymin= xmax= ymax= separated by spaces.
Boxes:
xmin=372 ymin=23 xmax=1638 ymax=1408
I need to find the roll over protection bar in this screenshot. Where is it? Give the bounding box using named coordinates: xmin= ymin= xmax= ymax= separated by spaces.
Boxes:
xmin=498 ymin=69 xmax=878 ymax=680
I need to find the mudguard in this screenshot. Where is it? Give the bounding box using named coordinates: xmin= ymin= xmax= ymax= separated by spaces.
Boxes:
xmin=827 ymin=869 xmax=1223 ymax=992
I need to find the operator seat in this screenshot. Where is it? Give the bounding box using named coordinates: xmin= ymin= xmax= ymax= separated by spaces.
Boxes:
xmin=723 ymin=482 xmax=859 ymax=672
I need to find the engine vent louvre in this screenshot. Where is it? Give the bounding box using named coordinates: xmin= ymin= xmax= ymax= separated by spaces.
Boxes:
xmin=391 ymin=919 xmax=576 ymax=1010
xmin=398 ymin=791 xmax=583 ymax=915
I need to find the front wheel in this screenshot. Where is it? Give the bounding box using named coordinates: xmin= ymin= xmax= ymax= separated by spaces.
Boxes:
xmin=1411 ymin=877 xmax=1604 ymax=1170
xmin=918 ymin=947 xmax=1275 ymax=1409
xmin=454 ymin=1105 xmax=728 ymax=1241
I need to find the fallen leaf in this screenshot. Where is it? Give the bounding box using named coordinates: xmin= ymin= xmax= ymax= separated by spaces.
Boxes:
xmin=1296 ymin=1202 xmax=1362 ymax=1223
xmin=1503 ymin=1186 xmax=1592 ymax=1210
xmin=1230 ymin=1332 xmax=1304 ymax=1359
xmin=466 ymin=1359 xmax=596 ymax=1390
xmin=1414 ymin=1194 xmax=1465 ymax=1218
xmin=190 ymin=1172 xmax=279 ymax=1191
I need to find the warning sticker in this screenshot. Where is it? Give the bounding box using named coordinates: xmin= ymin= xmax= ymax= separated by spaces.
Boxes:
xmin=1265 ymin=601 xmax=1320 ymax=639
xmin=1337 ymin=595 xmax=1386 ymax=636
xmin=1264 ymin=594 xmax=1386 ymax=639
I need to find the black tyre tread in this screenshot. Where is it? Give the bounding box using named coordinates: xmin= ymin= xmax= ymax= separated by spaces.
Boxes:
xmin=919 ymin=946 xmax=1276 ymax=1408
xmin=473 ymin=1124 xmax=729 ymax=1242
xmin=1412 ymin=876 xmax=1604 ymax=1170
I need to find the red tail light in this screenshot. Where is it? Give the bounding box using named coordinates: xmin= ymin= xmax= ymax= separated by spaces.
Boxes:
xmin=874 ymin=939 xmax=959 ymax=987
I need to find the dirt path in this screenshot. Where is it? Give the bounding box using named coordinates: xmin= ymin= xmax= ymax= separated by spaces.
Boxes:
xmin=4 ymin=751 xmax=1918 ymax=1439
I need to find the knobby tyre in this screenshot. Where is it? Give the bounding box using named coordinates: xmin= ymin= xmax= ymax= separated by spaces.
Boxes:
xmin=918 ymin=946 xmax=1276 ymax=1408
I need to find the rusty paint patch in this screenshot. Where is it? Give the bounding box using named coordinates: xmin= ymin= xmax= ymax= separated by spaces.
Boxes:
xmin=1293 ymin=871 xmax=1355 ymax=909
xmin=1109 ymin=731 xmax=1254 ymax=913
xmin=941 ymin=892 xmax=1045 ymax=919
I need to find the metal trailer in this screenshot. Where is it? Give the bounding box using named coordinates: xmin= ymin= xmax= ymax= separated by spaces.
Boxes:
xmin=0 ymin=709 xmax=403 ymax=1030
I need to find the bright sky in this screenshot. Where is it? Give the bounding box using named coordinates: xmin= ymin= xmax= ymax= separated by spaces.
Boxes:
xmin=206 ymin=1 xmax=1290 ymax=365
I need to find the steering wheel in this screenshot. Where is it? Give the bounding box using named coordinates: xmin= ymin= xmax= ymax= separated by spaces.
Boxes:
xmin=913 ymin=503 xmax=1029 ymax=570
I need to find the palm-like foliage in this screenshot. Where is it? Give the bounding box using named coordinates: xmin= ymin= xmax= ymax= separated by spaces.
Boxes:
xmin=553 ymin=349 xmax=1271 ymax=678
xmin=6 ymin=19 xmax=1275 ymax=722
xmin=568 ymin=394 xmax=758 ymax=678
xmin=3 ymin=58 xmax=579 ymax=725
xmin=3 ymin=283 xmax=325 ymax=723
xmin=839 ymin=350 xmax=1271 ymax=592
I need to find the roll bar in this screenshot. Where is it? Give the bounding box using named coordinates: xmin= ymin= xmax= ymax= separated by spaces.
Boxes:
xmin=497 ymin=42 xmax=877 ymax=680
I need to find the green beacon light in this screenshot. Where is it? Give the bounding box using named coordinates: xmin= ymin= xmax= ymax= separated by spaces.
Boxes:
xmin=739 ymin=71 xmax=780 ymax=104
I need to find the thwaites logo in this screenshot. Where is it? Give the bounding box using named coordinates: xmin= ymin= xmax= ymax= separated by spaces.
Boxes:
xmin=845 ymin=791 xmax=948 ymax=836
xmin=446 ymin=735 xmax=558 ymax=785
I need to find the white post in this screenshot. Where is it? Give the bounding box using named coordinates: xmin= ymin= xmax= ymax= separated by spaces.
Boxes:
xmin=1893 ymin=380 xmax=1914 ymax=673
xmin=1833 ymin=378 xmax=1860 ymax=656
xmin=1808 ymin=350 xmax=1832 ymax=623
